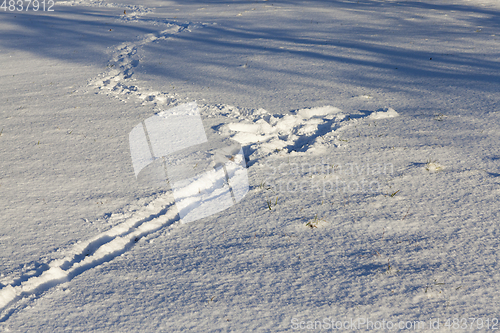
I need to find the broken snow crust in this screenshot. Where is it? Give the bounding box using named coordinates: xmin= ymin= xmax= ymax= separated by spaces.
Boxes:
xmin=1 ymin=0 xmax=500 ymax=331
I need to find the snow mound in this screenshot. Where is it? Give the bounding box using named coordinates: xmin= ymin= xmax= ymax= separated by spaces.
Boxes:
xmin=219 ymin=106 xmax=347 ymax=159
xmin=425 ymin=161 xmax=445 ymax=173
xmin=367 ymin=107 xmax=399 ymax=120
xmin=220 ymin=106 xmax=395 ymax=161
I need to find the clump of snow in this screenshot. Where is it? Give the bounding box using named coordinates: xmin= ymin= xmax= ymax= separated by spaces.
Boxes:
xmin=220 ymin=106 xmax=352 ymax=160
xmin=220 ymin=105 xmax=399 ymax=162
xmin=297 ymin=106 xmax=344 ymax=119
xmin=0 ymin=286 xmax=17 ymax=310
xmin=368 ymin=107 xmax=399 ymax=120
xmin=425 ymin=161 xmax=445 ymax=172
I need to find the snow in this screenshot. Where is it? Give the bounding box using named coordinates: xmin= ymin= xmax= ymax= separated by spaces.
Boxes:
xmin=367 ymin=108 xmax=399 ymax=120
xmin=1 ymin=0 xmax=500 ymax=331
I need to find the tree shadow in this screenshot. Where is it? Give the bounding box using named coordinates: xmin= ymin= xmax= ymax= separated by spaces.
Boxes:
xmin=2 ymin=0 xmax=499 ymax=109
xmin=0 ymin=6 xmax=159 ymax=66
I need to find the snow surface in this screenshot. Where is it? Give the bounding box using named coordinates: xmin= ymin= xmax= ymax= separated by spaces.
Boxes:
xmin=1 ymin=0 xmax=500 ymax=331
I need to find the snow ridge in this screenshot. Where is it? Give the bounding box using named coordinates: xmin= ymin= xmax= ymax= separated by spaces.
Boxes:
xmin=219 ymin=107 xmax=398 ymax=162
xmin=0 ymin=195 xmax=177 ymax=320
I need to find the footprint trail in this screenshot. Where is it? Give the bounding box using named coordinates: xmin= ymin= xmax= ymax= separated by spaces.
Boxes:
xmin=0 ymin=195 xmax=178 ymax=321
xmin=0 ymin=0 xmax=400 ymax=321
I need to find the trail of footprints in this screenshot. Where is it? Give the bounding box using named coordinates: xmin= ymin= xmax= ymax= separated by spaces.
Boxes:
xmin=0 ymin=2 xmax=191 ymax=319
xmin=0 ymin=0 xmax=400 ymax=321
xmin=217 ymin=106 xmax=398 ymax=164
xmin=90 ymin=22 xmax=201 ymax=108
xmin=61 ymin=0 xmax=192 ymax=109
xmin=0 ymin=195 xmax=178 ymax=319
